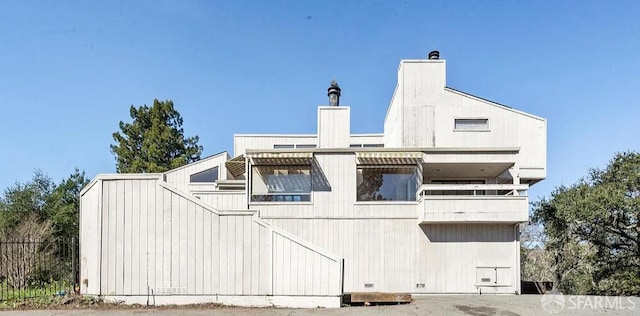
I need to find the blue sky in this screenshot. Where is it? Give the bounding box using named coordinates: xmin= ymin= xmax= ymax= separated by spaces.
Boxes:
xmin=1 ymin=0 xmax=639 ymax=201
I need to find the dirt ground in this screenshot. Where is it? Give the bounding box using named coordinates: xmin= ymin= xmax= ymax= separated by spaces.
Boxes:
xmin=1 ymin=295 xmax=638 ymax=316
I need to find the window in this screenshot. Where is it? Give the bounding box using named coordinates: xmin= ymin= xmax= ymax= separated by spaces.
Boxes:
xmin=357 ymin=166 xmax=418 ymax=201
xmin=251 ymin=165 xmax=311 ymax=202
xmin=190 ymin=167 xmax=219 ymax=183
xmin=273 ymin=144 xmax=316 ymax=149
xmin=350 ymin=144 xmax=384 ymax=148
xmin=454 ymin=119 xmax=489 ymax=131
xmin=295 ymin=144 xmax=317 ymax=148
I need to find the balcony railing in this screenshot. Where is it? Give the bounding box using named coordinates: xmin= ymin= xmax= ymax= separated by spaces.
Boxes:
xmin=418 ymin=184 xmax=529 ymax=198
xmin=417 ymin=184 xmax=529 ymax=224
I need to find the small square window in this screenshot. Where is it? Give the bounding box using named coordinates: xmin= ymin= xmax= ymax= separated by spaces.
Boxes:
xmin=454 ymin=119 xmax=489 ymax=131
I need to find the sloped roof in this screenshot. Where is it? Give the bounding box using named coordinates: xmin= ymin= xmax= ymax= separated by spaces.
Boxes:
xmin=445 ymin=86 xmax=545 ymax=121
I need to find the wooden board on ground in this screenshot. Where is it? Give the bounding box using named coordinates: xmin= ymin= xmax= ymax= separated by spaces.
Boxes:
xmin=348 ymin=292 xmax=412 ymax=304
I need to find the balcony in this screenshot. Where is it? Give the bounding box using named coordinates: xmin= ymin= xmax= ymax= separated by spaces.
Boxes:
xmin=417 ymin=184 xmax=529 ymax=224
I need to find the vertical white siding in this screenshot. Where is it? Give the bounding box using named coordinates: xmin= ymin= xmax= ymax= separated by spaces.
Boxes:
xmin=79 ymin=180 xmax=102 ymax=295
xmin=251 ymin=154 xmax=519 ymax=294
xmin=382 ymin=58 xmax=545 ymax=180
xmin=383 ymin=83 xmax=403 ymax=147
xmin=234 ymin=135 xmax=318 ymax=156
xmin=82 ymin=176 xmax=342 ymax=298
xmin=418 ymin=224 xmax=516 ymax=293
xmin=192 ymin=191 xmax=246 ymax=210
xmin=349 ymin=134 xmax=384 ymax=146
xmin=318 ymin=107 xmax=350 ymax=148
xmin=271 ymin=229 xmax=342 ymax=296
xmin=264 ymin=219 xmax=517 ymax=293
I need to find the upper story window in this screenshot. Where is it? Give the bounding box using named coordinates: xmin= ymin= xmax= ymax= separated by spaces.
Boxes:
xmin=296 ymin=144 xmax=317 ymax=148
xmin=190 ymin=167 xmax=219 ymax=183
xmin=251 ymin=165 xmax=311 ymax=202
xmin=273 ymin=144 xmax=317 ymax=149
xmin=357 ymin=165 xmax=418 ymax=201
xmin=350 ymin=144 xmax=384 ymax=148
xmin=454 ymin=118 xmax=489 ymax=131
xmin=274 ymin=144 xmax=295 ymax=149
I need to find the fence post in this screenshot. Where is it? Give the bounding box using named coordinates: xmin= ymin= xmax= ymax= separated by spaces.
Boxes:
xmin=72 ymin=237 xmax=78 ymax=293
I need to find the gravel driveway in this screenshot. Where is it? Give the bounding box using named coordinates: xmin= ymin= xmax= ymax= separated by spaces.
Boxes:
xmin=1 ymin=295 xmax=638 ymax=316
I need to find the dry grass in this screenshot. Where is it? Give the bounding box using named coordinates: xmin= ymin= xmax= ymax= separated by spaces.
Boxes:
xmin=0 ymin=295 xmax=233 ymax=310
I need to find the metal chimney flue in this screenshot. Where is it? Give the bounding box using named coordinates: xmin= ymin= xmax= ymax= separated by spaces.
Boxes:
xmin=428 ymin=50 xmax=440 ymax=60
xmin=327 ymin=79 xmax=341 ymax=106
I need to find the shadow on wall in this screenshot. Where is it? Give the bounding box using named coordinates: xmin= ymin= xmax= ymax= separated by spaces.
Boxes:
xmin=420 ymin=224 xmax=515 ymax=243
xmin=312 ymin=157 xmax=331 ymax=192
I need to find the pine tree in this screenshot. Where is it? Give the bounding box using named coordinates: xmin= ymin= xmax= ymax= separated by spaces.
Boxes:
xmin=111 ymin=99 xmax=202 ymax=173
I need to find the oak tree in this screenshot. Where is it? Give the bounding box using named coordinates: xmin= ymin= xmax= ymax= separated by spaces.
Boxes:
xmin=532 ymin=152 xmax=640 ymax=295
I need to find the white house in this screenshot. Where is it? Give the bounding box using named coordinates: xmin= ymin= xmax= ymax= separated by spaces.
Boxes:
xmin=80 ymin=51 xmax=546 ymax=308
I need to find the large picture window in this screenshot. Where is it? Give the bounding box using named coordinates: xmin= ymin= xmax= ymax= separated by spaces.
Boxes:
xmin=251 ymin=165 xmax=312 ymax=202
xmin=357 ymin=166 xmax=418 ymax=201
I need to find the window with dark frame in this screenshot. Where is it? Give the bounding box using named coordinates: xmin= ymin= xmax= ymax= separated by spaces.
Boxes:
xmin=454 ymin=118 xmax=489 ymax=131
xmin=356 ymin=165 xmax=418 ymax=201
xmin=251 ymin=164 xmax=312 ymax=202
xmin=190 ymin=167 xmax=219 ymax=183
xmin=273 ymin=144 xmax=295 ymax=149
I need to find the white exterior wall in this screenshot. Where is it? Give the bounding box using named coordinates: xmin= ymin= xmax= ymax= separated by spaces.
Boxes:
xmin=192 ymin=191 xmax=246 ymax=210
xmin=79 ymin=178 xmax=103 ymax=295
xmin=383 ymin=83 xmax=403 ymax=147
xmin=385 ymin=59 xmax=546 ymax=181
xmin=350 ymin=134 xmax=384 ymax=146
xmin=318 ymin=107 xmax=350 ymax=148
xmin=266 ymin=219 xmax=518 ymax=294
xmin=420 ymin=196 xmax=529 ymax=223
xmin=234 ymin=135 xmax=317 ymax=156
xmin=79 ymin=175 xmax=343 ymax=308
xmin=251 ymin=154 xmax=519 ymax=294
xmin=439 ymin=89 xmax=546 ymax=179
xmin=400 ymin=60 xmax=447 ymax=149
xmin=234 ymin=133 xmax=382 ymax=158
xmin=82 ymin=55 xmax=545 ymax=303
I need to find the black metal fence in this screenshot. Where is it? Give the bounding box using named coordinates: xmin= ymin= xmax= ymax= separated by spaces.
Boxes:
xmin=0 ymin=238 xmax=78 ymax=301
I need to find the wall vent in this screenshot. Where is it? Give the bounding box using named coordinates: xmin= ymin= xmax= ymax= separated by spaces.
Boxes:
xmin=364 ymin=283 xmax=374 ymax=288
xmin=416 ymin=283 xmax=426 ymax=288
xmin=155 ymin=287 xmax=187 ymax=295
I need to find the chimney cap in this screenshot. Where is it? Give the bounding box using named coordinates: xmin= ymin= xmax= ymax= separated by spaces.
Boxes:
xmin=428 ymin=50 xmax=440 ymax=60
xmin=327 ymin=79 xmax=341 ymax=106
xmin=328 ymin=79 xmax=341 ymax=92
